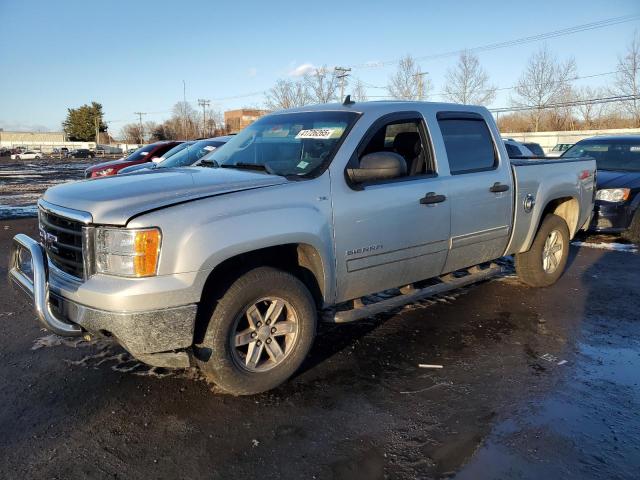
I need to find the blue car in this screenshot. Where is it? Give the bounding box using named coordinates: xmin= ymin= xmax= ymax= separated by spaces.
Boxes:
xmin=562 ymin=136 xmax=640 ymax=243
xmin=118 ymin=136 xmax=231 ymax=174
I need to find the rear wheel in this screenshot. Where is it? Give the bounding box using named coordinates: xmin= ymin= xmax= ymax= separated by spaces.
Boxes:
xmin=196 ymin=267 xmax=317 ymax=395
xmin=516 ymin=214 xmax=570 ymax=287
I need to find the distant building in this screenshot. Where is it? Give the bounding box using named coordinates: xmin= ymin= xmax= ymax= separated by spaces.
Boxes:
xmin=0 ymin=130 xmax=95 ymax=152
xmin=224 ymin=109 xmax=268 ymax=133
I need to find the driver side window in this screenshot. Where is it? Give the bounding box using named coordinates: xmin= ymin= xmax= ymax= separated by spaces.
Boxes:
xmin=359 ymin=119 xmax=434 ymax=176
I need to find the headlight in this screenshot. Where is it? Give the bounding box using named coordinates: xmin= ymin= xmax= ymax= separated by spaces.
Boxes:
xmin=94 ymin=227 xmax=161 ymax=277
xmin=595 ymin=188 xmax=630 ymax=203
xmin=93 ymin=168 xmax=115 ymax=177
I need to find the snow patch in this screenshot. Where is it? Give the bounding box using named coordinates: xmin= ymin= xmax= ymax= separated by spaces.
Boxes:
xmin=572 ymin=241 xmax=637 ymax=253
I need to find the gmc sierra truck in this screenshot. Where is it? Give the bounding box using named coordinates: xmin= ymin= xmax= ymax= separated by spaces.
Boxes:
xmin=9 ymin=101 xmax=596 ymax=395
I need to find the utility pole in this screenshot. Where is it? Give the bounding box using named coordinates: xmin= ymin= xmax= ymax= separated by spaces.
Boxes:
xmin=182 ymin=80 xmax=187 ymax=139
xmin=198 ymin=99 xmax=210 ymax=137
xmin=94 ymin=116 xmax=99 ymax=146
xmin=334 ymin=66 xmax=351 ymax=102
xmin=413 ymin=71 xmax=429 ymax=100
xmin=134 ymin=112 xmax=146 ymax=144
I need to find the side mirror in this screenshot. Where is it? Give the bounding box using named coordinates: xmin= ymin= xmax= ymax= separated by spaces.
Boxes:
xmin=347 ymin=152 xmax=407 ymax=183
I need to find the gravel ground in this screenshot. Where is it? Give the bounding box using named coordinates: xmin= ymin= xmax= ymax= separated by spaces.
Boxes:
xmin=0 ymin=157 xmax=102 ymax=219
xmin=0 ymin=217 xmax=638 ymax=479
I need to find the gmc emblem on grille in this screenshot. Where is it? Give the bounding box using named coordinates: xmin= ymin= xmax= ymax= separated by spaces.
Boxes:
xmin=39 ymin=226 xmax=59 ymax=253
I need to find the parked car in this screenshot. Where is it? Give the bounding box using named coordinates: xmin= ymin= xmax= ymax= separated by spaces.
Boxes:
xmin=68 ymin=149 xmax=95 ymax=159
xmin=10 ymin=150 xmax=41 ymax=160
xmin=523 ymin=142 xmax=545 ymax=157
xmin=84 ymin=141 xmax=182 ymax=178
xmin=547 ymin=143 xmax=574 ymax=157
xmin=503 ymin=139 xmax=534 ymax=158
xmin=562 ymin=136 xmax=640 ymax=243
xmin=9 ymin=101 xmax=595 ymax=395
xmin=118 ymin=141 xmax=196 ymax=175
xmin=119 ymin=137 xmax=232 ymax=174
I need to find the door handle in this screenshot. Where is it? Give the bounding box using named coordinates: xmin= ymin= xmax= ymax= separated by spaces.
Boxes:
xmin=489 ymin=182 xmax=510 ymax=193
xmin=420 ymin=192 xmax=447 ymax=205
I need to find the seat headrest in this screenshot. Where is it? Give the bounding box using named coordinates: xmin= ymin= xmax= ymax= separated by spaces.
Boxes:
xmin=393 ymin=131 xmax=421 ymax=158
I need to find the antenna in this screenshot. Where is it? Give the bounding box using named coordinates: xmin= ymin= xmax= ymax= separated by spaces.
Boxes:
xmin=343 ymin=95 xmax=355 ymax=106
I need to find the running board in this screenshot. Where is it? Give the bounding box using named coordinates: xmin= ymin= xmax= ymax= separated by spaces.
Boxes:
xmin=330 ymin=264 xmax=504 ymax=323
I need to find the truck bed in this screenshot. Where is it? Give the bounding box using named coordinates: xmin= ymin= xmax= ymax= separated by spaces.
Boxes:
xmin=505 ymin=156 xmax=596 ymax=255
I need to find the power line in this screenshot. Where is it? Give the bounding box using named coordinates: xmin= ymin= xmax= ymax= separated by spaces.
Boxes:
xmin=489 ymin=94 xmax=640 ymax=114
xmin=108 ymin=14 xmax=638 ymax=127
xmin=184 ymin=14 xmax=640 ymax=106
xmin=350 ymin=14 xmax=640 ymax=69
xmin=365 ymin=69 xmax=624 ymax=98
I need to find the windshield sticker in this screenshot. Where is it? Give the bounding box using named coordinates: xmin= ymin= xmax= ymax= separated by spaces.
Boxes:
xmin=295 ymin=128 xmax=335 ymax=139
xmin=265 ymin=126 xmax=290 ymax=137
xmin=203 ymin=145 xmax=217 ymax=151
xmin=297 ymin=161 xmax=309 ymax=169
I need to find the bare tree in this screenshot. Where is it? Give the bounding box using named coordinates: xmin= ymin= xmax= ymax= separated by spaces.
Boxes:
xmin=172 ymin=101 xmax=199 ymax=139
xmin=511 ymin=46 xmax=577 ymax=131
xmin=574 ymin=86 xmax=608 ymax=128
xmin=443 ymin=51 xmax=496 ymax=105
xmin=121 ymin=123 xmax=143 ymax=144
xmin=387 ymin=55 xmax=431 ymax=100
xmin=351 ymin=79 xmax=368 ymax=102
xmin=265 ymin=79 xmax=311 ymax=111
xmin=304 ymin=66 xmax=340 ymax=104
xmin=611 ymin=31 xmax=640 ymax=126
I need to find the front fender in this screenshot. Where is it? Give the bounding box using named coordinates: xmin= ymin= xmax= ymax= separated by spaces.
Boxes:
xmin=128 ymin=176 xmax=336 ymax=303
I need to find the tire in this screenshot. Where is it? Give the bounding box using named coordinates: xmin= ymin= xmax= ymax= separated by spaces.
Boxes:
xmin=623 ymin=210 xmax=640 ymax=245
xmin=516 ymin=214 xmax=570 ymax=287
xmin=196 ymin=267 xmax=317 ymax=395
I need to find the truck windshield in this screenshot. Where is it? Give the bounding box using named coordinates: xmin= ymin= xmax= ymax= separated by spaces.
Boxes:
xmin=205 ymin=111 xmax=360 ymax=177
xmin=563 ymin=140 xmax=640 ymax=172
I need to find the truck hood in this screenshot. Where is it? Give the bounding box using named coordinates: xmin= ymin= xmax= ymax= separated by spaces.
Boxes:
xmin=43 ymin=167 xmax=288 ymax=225
xmin=596 ymin=170 xmax=640 ymax=190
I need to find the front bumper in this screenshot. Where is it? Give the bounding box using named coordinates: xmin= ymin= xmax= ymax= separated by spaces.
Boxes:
xmin=588 ymin=201 xmax=635 ymax=233
xmin=8 ymin=234 xmax=197 ymax=368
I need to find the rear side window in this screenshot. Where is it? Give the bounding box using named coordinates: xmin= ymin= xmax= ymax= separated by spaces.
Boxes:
xmin=437 ymin=117 xmax=497 ymax=174
xmin=505 ymin=143 xmax=521 ymax=157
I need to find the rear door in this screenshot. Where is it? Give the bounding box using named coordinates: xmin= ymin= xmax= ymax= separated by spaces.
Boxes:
xmin=435 ymin=112 xmax=513 ymax=272
xmin=331 ymin=112 xmax=451 ymax=302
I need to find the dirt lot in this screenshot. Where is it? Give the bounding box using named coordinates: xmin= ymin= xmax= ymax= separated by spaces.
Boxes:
xmin=0 ymin=217 xmax=638 ymax=479
xmin=0 ymin=157 xmax=101 ymax=218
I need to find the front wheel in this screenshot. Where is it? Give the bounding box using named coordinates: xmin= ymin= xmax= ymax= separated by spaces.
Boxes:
xmin=196 ymin=267 xmax=317 ymax=395
xmin=516 ymin=214 xmax=570 ymax=287
xmin=622 ymin=210 xmax=640 ymax=245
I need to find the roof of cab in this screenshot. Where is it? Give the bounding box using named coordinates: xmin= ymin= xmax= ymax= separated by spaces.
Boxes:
xmin=270 ymin=100 xmax=490 ymax=116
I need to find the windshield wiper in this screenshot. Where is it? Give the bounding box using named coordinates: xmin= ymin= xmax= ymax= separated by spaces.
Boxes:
xmin=220 ymin=162 xmax=282 ymax=176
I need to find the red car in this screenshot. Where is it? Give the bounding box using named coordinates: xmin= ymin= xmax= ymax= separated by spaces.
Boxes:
xmin=84 ymin=141 xmax=182 ymax=178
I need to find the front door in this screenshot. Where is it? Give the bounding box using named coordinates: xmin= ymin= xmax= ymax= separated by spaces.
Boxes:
xmin=330 ymin=113 xmax=451 ymax=303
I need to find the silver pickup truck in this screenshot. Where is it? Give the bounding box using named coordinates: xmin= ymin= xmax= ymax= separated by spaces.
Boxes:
xmin=9 ymin=101 xmax=596 ymax=395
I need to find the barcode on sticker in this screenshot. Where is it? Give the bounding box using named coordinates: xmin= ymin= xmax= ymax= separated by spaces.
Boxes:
xmin=295 ymin=128 xmax=335 ymax=139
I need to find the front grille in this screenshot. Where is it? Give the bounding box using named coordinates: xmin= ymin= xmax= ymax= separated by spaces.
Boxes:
xmin=39 ymin=209 xmax=84 ymax=278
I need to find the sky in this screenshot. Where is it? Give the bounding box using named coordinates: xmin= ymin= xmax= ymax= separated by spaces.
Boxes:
xmin=0 ymin=0 xmax=638 ymax=134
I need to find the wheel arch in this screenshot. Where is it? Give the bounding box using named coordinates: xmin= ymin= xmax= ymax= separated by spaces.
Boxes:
xmin=194 ymin=243 xmax=328 ymax=344
xmin=540 ymin=196 xmax=580 ymax=238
